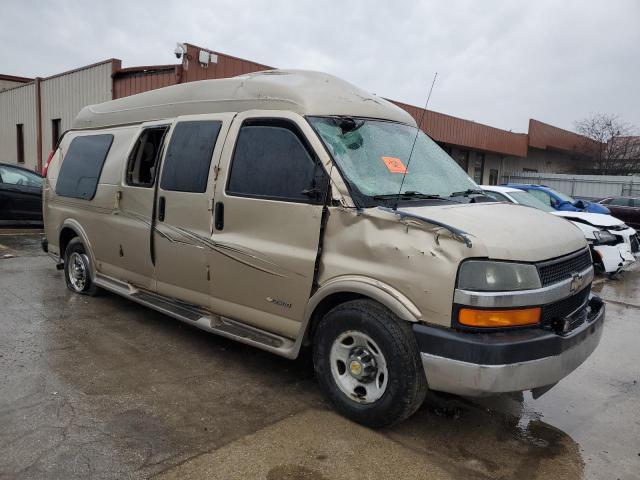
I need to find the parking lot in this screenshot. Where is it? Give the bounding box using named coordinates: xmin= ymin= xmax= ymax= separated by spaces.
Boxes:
xmin=0 ymin=229 xmax=638 ymax=480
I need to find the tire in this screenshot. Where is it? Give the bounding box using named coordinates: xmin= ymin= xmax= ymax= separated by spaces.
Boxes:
xmin=63 ymin=238 xmax=100 ymax=296
xmin=313 ymin=299 xmax=427 ymax=428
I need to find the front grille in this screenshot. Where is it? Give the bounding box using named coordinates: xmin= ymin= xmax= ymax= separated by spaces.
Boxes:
xmin=541 ymin=285 xmax=591 ymax=333
xmin=631 ymin=235 xmax=639 ymax=253
xmin=537 ymin=249 xmax=592 ymax=287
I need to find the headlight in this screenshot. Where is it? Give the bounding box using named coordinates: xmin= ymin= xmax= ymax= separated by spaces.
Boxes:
xmin=593 ymin=230 xmax=617 ymax=244
xmin=458 ymin=260 xmax=541 ymax=291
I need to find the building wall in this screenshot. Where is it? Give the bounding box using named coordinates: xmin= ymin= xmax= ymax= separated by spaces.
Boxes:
xmin=442 ymin=145 xmax=511 ymax=185
xmin=180 ymin=44 xmax=272 ymax=83
xmin=40 ymin=61 xmax=115 ymax=160
xmin=112 ymin=45 xmax=273 ymax=100
xmin=0 ymin=79 xmax=27 ymax=91
xmin=113 ymin=67 xmax=177 ymax=99
xmin=393 ymin=100 xmax=529 ymax=158
xmin=503 ymin=148 xmax=580 ymax=174
xmin=528 ymin=119 xmax=596 ymax=152
xmin=0 ymin=83 xmax=38 ymax=170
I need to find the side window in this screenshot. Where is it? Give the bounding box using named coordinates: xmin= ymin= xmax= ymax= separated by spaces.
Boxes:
xmin=529 ymin=189 xmax=552 ymax=206
xmin=160 ymin=121 xmax=221 ymax=193
xmin=0 ymin=166 xmax=42 ymax=187
xmin=56 ymin=134 xmax=113 ymax=200
xmin=126 ymin=127 xmax=168 ymax=187
xmin=227 ymin=120 xmax=326 ymax=203
xmin=484 ymin=191 xmax=509 ymax=202
xmin=609 ymin=197 xmax=631 ymax=207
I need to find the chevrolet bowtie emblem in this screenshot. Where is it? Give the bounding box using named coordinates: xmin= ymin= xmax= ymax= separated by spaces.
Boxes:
xmin=569 ymin=273 xmax=583 ymax=293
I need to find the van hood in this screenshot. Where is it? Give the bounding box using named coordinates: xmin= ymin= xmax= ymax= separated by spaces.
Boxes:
xmin=551 ymin=211 xmax=625 ymax=228
xmin=398 ymin=202 xmax=586 ymax=262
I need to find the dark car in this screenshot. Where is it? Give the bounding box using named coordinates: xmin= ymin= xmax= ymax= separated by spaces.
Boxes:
xmin=599 ymin=196 xmax=640 ymax=230
xmin=0 ymin=162 xmax=43 ymax=224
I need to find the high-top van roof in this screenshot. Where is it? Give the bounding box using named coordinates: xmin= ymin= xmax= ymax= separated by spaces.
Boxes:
xmin=74 ymin=70 xmax=416 ymax=130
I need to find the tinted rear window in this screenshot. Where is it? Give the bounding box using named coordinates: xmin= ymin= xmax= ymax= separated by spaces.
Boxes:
xmin=56 ymin=134 xmax=113 ymax=200
xmin=160 ymin=121 xmax=221 ymax=193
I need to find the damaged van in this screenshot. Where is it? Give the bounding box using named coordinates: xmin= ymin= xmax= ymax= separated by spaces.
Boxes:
xmin=42 ymin=71 xmax=605 ymax=427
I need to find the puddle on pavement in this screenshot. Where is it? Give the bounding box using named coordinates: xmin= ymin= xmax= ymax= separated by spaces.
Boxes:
xmin=0 ymin=230 xmax=45 ymax=258
xmin=267 ymin=464 xmax=328 ymax=480
xmin=384 ymin=392 xmax=584 ymax=479
xmin=593 ymin=266 xmax=640 ymax=307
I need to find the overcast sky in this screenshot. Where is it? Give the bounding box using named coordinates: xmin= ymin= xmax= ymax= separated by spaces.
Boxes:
xmin=2 ymin=0 xmax=639 ymax=133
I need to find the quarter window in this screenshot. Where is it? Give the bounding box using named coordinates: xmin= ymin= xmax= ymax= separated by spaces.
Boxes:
xmin=528 ymin=189 xmax=552 ymax=206
xmin=160 ymin=121 xmax=221 ymax=193
xmin=227 ymin=120 xmax=325 ymax=203
xmin=484 ymin=191 xmax=509 ymax=202
xmin=126 ymin=127 xmax=168 ymax=187
xmin=56 ymin=134 xmax=113 ymax=200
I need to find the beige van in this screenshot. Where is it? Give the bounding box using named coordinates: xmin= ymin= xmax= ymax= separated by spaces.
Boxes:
xmin=42 ymin=70 xmax=604 ymax=427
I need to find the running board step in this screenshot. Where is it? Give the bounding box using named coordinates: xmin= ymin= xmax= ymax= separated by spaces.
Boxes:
xmin=94 ymin=273 xmax=297 ymax=357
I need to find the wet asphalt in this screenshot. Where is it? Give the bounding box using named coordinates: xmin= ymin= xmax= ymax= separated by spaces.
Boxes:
xmin=0 ymin=230 xmax=638 ymax=480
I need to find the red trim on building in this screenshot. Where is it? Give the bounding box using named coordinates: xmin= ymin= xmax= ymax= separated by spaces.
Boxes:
xmin=0 ymin=73 xmax=33 ymax=83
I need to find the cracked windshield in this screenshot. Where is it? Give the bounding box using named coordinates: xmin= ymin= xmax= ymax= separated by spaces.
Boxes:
xmin=309 ymin=116 xmax=478 ymax=204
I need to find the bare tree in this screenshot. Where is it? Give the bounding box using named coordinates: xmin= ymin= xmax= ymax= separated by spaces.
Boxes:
xmin=574 ymin=114 xmax=640 ymax=175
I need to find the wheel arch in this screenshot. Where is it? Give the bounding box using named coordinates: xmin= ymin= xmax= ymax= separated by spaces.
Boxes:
xmin=295 ymin=276 xmax=422 ymax=354
xmin=58 ymin=219 xmax=97 ymax=276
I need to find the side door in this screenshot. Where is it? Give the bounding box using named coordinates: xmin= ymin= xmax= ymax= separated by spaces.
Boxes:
xmin=0 ymin=165 xmax=43 ymax=221
xmin=153 ymin=114 xmax=234 ymax=307
xmin=116 ymin=121 xmax=170 ymax=289
xmin=209 ymin=112 xmax=329 ymax=338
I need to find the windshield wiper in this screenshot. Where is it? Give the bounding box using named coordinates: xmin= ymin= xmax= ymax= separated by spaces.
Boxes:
xmin=372 ymin=192 xmax=463 ymax=204
xmin=373 ymin=191 xmax=444 ymax=201
xmin=450 ymin=188 xmax=484 ymax=197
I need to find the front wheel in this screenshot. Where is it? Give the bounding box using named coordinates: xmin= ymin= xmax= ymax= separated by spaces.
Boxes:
xmin=63 ymin=238 xmax=100 ymax=296
xmin=313 ymin=299 xmax=427 ymax=428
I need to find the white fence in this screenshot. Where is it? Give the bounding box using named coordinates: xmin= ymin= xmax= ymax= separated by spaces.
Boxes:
xmin=501 ymin=172 xmax=640 ymax=199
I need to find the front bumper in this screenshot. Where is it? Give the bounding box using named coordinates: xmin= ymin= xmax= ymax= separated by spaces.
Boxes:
xmin=414 ymin=295 xmax=605 ymax=396
xmin=592 ymin=244 xmax=636 ymax=273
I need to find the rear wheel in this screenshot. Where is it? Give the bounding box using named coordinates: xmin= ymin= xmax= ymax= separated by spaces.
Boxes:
xmin=64 ymin=238 xmax=99 ymax=296
xmin=313 ymin=299 xmax=427 ymax=428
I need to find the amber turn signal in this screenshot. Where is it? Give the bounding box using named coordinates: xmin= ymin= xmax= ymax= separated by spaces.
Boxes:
xmin=459 ymin=307 xmax=541 ymax=327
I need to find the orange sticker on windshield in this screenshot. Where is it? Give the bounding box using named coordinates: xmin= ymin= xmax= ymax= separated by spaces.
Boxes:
xmin=382 ymin=156 xmax=407 ymax=173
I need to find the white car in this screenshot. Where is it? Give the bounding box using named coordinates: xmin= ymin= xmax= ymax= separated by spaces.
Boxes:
xmin=482 ymin=185 xmax=638 ymax=274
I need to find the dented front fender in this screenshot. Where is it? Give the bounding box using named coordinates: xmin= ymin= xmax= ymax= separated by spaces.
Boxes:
xmin=316 ymin=206 xmax=490 ymax=327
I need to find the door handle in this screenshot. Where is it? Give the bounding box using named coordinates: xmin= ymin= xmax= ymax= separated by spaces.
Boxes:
xmin=158 ymin=196 xmax=166 ymax=222
xmin=214 ymin=202 xmax=224 ymax=231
